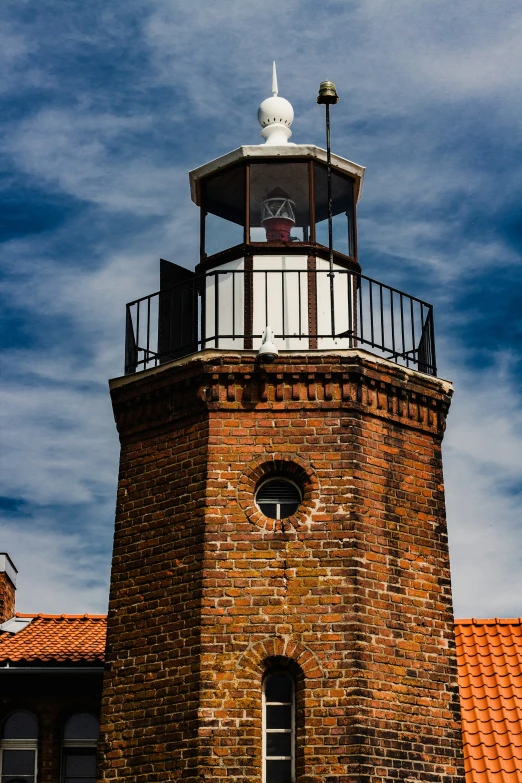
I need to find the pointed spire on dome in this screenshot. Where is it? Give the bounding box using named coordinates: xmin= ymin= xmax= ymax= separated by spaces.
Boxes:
xmin=258 ymin=62 xmax=294 ymax=146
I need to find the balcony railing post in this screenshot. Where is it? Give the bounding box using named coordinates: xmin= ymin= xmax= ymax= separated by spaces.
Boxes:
xmin=125 ymin=305 xmax=138 ymax=375
xmin=430 ymin=307 xmax=437 ymax=376
xmin=347 ymin=271 xmax=353 ymax=348
xmin=214 ymin=272 xmax=219 ymax=349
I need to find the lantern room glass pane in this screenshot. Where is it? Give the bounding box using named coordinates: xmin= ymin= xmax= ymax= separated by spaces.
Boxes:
xmin=314 ymin=163 xmax=355 ymax=258
xmin=204 ymin=213 xmax=244 ymax=256
xmin=250 ymin=162 xmax=310 ymax=243
xmin=202 ymin=165 xmax=245 ymax=256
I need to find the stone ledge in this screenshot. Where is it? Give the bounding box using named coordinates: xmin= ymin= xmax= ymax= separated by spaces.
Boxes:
xmin=110 ymin=349 xmax=452 ymax=438
xmin=110 ymin=348 xmax=452 ymax=395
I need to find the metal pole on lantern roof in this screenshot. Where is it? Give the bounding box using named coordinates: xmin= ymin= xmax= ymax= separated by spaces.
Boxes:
xmin=317 ymin=80 xmax=339 ymax=338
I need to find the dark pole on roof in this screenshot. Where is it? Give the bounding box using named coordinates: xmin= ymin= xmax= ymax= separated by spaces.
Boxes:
xmin=317 ymin=80 xmax=339 ymax=338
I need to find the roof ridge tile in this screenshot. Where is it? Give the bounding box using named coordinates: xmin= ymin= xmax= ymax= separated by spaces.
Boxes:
xmin=14 ymin=612 xmax=106 ymax=620
xmin=456 ymin=618 xmax=522 ymax=627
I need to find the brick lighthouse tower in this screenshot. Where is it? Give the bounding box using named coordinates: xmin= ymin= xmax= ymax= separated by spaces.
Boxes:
xmin=97 ymin=70 xmax=465 ymax=783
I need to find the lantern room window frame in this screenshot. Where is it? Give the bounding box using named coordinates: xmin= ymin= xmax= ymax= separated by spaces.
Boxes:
xmin=199 ymin=158 xmax=358 ymax=269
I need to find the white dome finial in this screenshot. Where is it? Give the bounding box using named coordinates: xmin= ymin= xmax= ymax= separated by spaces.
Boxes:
xmin=258 ymin=62 xmax=294 ymax=145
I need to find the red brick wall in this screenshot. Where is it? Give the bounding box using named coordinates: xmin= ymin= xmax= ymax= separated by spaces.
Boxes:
xmin=98 ymin=407 xmax=209 ymax=780
xmin=98 ymin=350 xmax=465 ymax=783
xmin=0 ymin=572 xmax=15 ymax=624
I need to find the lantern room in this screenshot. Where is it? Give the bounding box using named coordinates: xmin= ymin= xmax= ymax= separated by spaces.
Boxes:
xmin=124 ymin=69 xmax=437 ymax=377
xmin=192 ymin=150 xmax=362 ymax=262
xmin=185 ymin=72 xmax=365 ymax=353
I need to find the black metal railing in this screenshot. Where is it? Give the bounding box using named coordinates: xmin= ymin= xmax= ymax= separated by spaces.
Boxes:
xmin=124 ymin=269 xmax=437 ymax=376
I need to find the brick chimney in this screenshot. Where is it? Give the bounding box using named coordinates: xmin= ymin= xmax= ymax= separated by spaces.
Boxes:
xmin=0 ymin=553 xmax=17 ymax=623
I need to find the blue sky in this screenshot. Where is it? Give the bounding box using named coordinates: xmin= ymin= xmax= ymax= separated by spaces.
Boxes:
xmin=1 ymin=0 xmax=521 ymax=617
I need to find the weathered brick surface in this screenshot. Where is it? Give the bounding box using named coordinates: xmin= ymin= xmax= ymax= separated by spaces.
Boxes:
xmin=0 ymin=571 xmax=15 ymax=624
xmin=98 ymin=409 xmax=209 ymax=780
xmin=98 ymin=349 xmax=465 ymax=783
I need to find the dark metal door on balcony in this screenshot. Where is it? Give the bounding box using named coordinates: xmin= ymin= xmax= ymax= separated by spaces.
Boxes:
xmin=157 ymin=259 xmax=198 ymax=363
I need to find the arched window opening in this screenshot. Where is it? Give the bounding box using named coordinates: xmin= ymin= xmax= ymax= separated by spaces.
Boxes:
xmin=263 ymin=672 xmax=295 ymax=783
xmin=62 ymin=713 xmax=99 ymax=783
xmin=255 ymin=478 xmax=301 ymax=520
xmin=0 ymin=711 xmax=38 ymax=783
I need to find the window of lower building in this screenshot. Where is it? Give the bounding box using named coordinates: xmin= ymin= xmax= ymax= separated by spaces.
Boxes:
xmin=0 ymin=712 xmax=38 ymax=783
xmin=62 ymin=714 xmax=99 ymax=783
xmin=62 ymin=748 xmax=96 ymax=783
xmin=263 ymin=672 xmax=295 ymax=783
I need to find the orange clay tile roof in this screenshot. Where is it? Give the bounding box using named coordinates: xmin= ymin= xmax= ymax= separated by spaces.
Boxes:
xmin=0 ymin=613 xmax=106 ymax=663
xmin=455 ymin=619 xmax=522 ymax=783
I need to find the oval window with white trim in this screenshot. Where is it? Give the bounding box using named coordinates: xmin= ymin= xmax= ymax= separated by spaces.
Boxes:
xmin=255 ymin=478 xmax=301 ymax=520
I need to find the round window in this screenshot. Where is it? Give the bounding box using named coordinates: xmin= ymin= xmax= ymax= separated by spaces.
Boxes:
xmin=255 ymin=478 xmax=302 ymax=520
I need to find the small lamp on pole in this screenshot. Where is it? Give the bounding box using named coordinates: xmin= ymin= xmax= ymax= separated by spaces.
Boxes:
xmin=317 ymin=80 xmax=339 ymax=338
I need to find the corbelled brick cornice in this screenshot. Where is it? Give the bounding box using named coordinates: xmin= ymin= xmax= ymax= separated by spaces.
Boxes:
xmin=110 ymin=349 xmax=453 ymax=438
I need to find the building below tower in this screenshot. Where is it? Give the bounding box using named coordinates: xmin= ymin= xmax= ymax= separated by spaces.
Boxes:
xmin=0 ymin=582 xmax=520 ymax=783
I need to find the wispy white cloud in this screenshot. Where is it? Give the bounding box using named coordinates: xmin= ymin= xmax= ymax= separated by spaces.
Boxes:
xmin=444 ymin=355 xmax=522 ymax=617
xmin=3 ymin=108 xmax=187 ymax=215
xmin=1 ymin=518 xmax=111 ymax=614
xmin=0 ymin=380 xmax=116 ymax=506
xmin=0 ymin=19 xmax=42 ymax=96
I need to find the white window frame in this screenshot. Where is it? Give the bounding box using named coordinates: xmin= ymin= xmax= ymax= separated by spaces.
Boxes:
xmin=262 ymin=672 xmax=295 ymax=783
xmin=0 ymin=711 xmax=38 ymax=783
xmin=61 ymin=713 xmax=99 ymax=783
